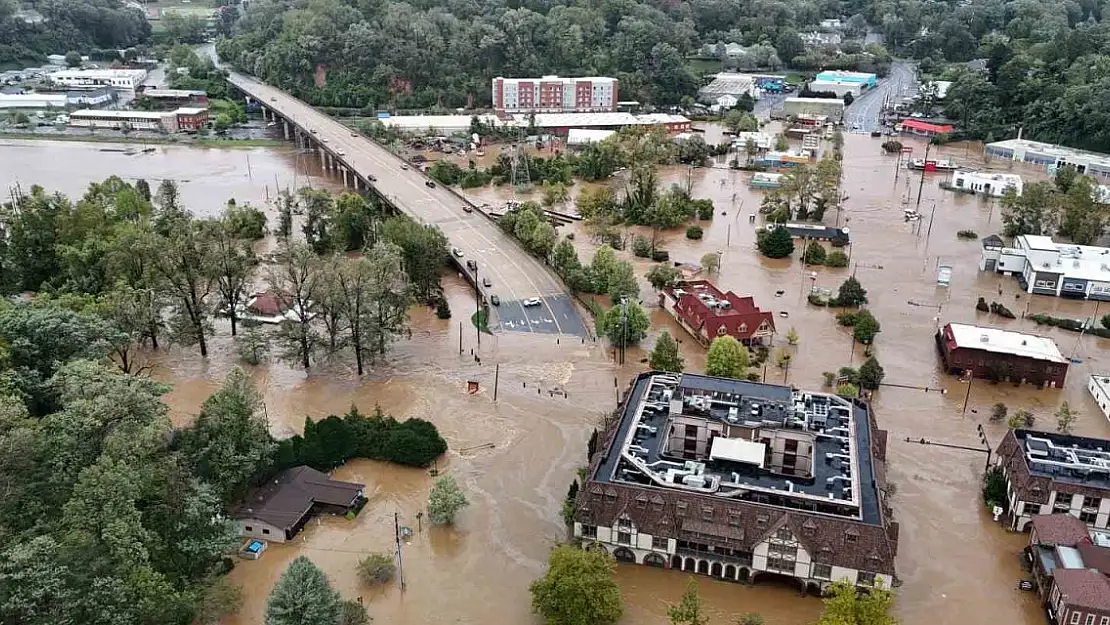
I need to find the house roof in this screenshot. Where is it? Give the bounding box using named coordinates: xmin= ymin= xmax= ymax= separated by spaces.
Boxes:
xmin=662 ymin=280 xmax=775 ymax=340
xmin=942 ymin=323 xmax=1067 ymax=363
xmin=232 ymin=466 xmax=364 ymax=531
xmin=247 ymin=291 xmax=286 ymax=317
xmin=900 ymin=119 xmax=954 ymax=133
xmin=1077 ymin=541 xmax=1110 ymax=575
xmin=1053 ymin=567 xmax=1110 ymax=611
xmin=576 ymin=482 xmax=897 ymax=575
xmin=981 ymin=234 xmax=1004 ymax=249
xmin=1033 ymin=514 xmax=1092 ymax=547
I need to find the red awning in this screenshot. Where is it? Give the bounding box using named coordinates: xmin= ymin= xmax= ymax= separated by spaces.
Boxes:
xmin=901 ymin=119 xmax=955 ymax=133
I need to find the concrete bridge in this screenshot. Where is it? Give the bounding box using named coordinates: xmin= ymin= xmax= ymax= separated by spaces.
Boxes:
xmin=228 ymin=72 xmax=588 ymax=337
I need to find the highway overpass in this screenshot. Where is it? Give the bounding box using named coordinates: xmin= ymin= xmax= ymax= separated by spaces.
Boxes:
xmin=227 ymin=72 xmax=588 ymax=337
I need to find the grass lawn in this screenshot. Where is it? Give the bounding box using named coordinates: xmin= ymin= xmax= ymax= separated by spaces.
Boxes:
xmin=686 ymin=58 xmax=724 ymax=75
xmin=470 ymin=309 xmax=492 ymax=334
xmin=785 ymin=71 xmax=808 ymax=85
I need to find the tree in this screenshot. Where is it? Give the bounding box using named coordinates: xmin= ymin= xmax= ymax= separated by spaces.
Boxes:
xmin=269 ymin=244 xmax=322 ymax=369
xmin=151 ymin=217 xmax=216 ymax=357
xmin=382 ymin=216 xmax=447 ymax=302
xmin=990 ymin=403 xmax=1009 ymax=422
xmin=678 ymin=135 xmax=710 ymax=165
xmin=738 ymin=615 xmax=765 ymax=625
xmin=64 ymin=50 xmax=82 ymax=67
xmin=530 ymin=545 xmax=624 ymax=625
xmin=803 ymin=241 xmax=828 ymax=265
xmin=357 ymin=553 xmax=396 ymax=585
xmin=843 ymin=92 xmax=855 ymax=106
xmin=598 ymin=300 xmax=650 ymax=347
xmin=706 ymin=336 xmax=749 ymax=379
xmin=361 ymin=242 xmax=412 ymax=365
xmin=646 ymin=264 xmax=681 ymax=290
xmin=700 ymin=252 xmax=721 ymax=275
xmin=724 ymin=109 xmax=759 ymax=133
xmin=649 ymin=331 xmax=684 ymax=372
xmin=339 ymin=600 xmax=370 ymax=625
xmin=815 ymin=579 xmax=896 ymax=625
xmin=265 ymin=556 xmax=341 ymax=625
xmin=858 ymin=357 xmax=885 ymax=390
xmin=1009 ymin=409 xmax=1036 ymax=429
xmin=180 ymin=368 xmax=274 ymax=503
xmin=774 ymin=30 xmax=805 ymax=65
xmin=427 ymin=475 xmax=469 ymax=525
xmin=606 ymin=260 xmax=639 ymax=304
xmin=835 ymin=276 xmax=868 ymax=307
xmin=757 ymin=227 xmax=795 ymax=258
xmin=785 ymin=327 xmax=800 ymax=345
xmin=1000 ymin=181 xmax=1058 ymax=238
xmin=206 ymin=219 xmax=256 ymax=337
xmin=1056 ymin=401 xmax=1078 ymax=434
xmin=668 ymin=578 xmax=709 ymax=625
xmin=542 ymin=181 xmax=570 ymax=208
xmin=826 ymin=250 xmax=850 ymax=267
xmin=851 ymin=310 xmax=881 ymax=344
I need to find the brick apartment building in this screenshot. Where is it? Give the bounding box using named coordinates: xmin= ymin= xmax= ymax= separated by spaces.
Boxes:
xmin=1026 ymin=514 xmax=1110 ymax=625
xmin=492 ymin=75 xmax=618 ymax=113
xmin=935 ymin=322 xmax=1069 ymax=388
xmin=659 ymin=280 xmax=776 ymax=347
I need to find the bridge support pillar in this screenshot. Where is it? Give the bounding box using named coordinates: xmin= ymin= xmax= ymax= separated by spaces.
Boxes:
xmin=342 ymin=167 xmax=349 ymax=187
xmin=319 ymin=147 xmax=326 ymax=170
xmin=260 ymin=108 xmax=268 ymax=122
xmin=283 ymin=119 xmax=290 ymax=140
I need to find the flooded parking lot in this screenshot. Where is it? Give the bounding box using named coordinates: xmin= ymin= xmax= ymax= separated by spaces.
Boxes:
xmin=2 ymin=135 xmax=1106 ymax=624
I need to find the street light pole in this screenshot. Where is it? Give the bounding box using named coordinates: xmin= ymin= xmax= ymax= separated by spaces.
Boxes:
xmin=961 ymin=369 xmax=974 ymax=413
xmin=474 ymin=264 xmax=481 ymax=348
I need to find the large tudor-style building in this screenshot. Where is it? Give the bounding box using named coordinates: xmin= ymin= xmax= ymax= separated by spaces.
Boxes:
xmin=572 ymin=372 xmax=899 ymax=593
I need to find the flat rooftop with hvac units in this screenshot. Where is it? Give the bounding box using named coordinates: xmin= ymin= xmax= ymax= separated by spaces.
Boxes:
xmin=574 ymin=372 xmax=898 ymax=594
xmin=935 ymin=322 xmax=1068 ymax=388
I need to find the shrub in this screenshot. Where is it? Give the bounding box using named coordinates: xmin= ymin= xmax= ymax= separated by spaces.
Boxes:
xmin=652 ymin=250 xmax=670 ymax=262
xmin=757 ymin=227 xmax=795 ymax=258
xmin=836 ymin=383 xmax=859 ymax=397
xmin=807 ymin=293 xmax=828 ymax=307
xmin=272 ymin=407 xmax=448 ymax=471
xmin=685 ymin=225 xmax=704 ymax=240
xmin=957 ymin=230 xmax=978 ymax=240
xmin=822 ymin=371 xmax=836 ymax=387
xmin=825 ymin=250 xmax=849 ymax=267
xmin=632 ymin=235 xmax=652 ymax=258
xmin=695 ymin=200 xmax=715 ymax=220
xmin=982 ymin=465 xmax=1008 ymax=511
xmin=358 ymin=553 xmax=397 ymax=585
xmin=435 ymin=297 xmax=451 ymax=319
xmin=989 ymin=302 xmax=1015 ymax=319
xmin=803 ymin=242 xmax=827 ymax=265
xmin=881 ymin=140 xmax=903 ymax=154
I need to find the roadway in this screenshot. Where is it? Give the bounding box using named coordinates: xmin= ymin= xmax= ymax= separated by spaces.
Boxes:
xmin=844 ymin=60 xmax=916 ymax=133
xmin=227 ymin=72 xmax=589 ymax=338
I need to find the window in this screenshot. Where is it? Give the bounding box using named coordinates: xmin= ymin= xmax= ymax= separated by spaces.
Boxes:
xmin=244 ymin=525 xmax=253 ymax=532
xmin=1081 ymin=511 xmax=1098 ymax=524
xmin=636 ymin=496 xmax=648 ymax=509
xmin=676 ymin=501 xmax=688 ymax=516
xmin=756 ymin=515 xmax=768 ymax=527
xmin=1085 ymin=614 xmax=1095 ymax=625
xmin=813 ymin=564 xmax=832 ymax=579
xmin=1098 ymin=616 xmax=1108 ymax=625
xmin=262 ymin=528 xmax=270 ymax=535
xmin=769 ymin=543 xmax=798 ymax=558
xmin=1024 ymin=503 xmax=1042 ymax=516
xmin=767 ymin=556 xmax=793 ymax=574
xmin=728 ymin=513 xmax=741 ymax=527
xmin=1083 ymin=496 xmax=1102 ymax=510
xmin=617 ymin=517 xmax=632 ymax=530
xmin=857 ymin=571 xmax=876 ymax=586
xmin=652 ymin=536 xmax=669 ymax=550
xmin=617 ymin=531 xmax=632 ymax=545
xmin=845 ymin=531 xmax=858 ymax=543
xmin=775 ymin=527 xmax=793 ymax=541
xmin=701 ymin=506 xmax=714 ymax=521
xmin=581 ymin=525 xmax=597 ymax=538
xmin=1070 ymin=611 xmax=1080 ymax=625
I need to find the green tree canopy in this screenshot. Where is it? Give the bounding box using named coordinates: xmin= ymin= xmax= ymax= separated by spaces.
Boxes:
xmin=598 ymin=301 xmax=650 ymax=347
xmin=649 ymin=331 xmax=684 ymax=373
xmin=265 ymin=556 xmax=342 ymax=625
xmin=705 ymin=336 xmax=749 ymax=379
xmin=530 ymin=545 xmax=624 ymax=625
xmin=427 ymin=475 xmax=470 ymax=524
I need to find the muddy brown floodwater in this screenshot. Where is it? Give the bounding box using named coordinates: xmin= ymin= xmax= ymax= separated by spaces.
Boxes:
xmin=3 ymin=135 xmax=1106 ymax=625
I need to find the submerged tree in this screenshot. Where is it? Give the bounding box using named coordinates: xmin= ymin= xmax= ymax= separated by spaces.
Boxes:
xmin=265 ymin=556 xmax=341 ymax=625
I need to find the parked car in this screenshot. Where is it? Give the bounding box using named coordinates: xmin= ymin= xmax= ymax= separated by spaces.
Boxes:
xmin=367 ymin=174 xmax=377 ymax=182
xmin=452 ymin=247 xmax=464 ymax=258
xmin=482 ymin=277 xmax=492 ymax=287
xmin=425 ymin=180 xmax=436 ymax=188
xmin=400 ymin=164 xmax=409 ymax=170
xmin=466 ymin=259 xmax=477 ymax=271
xmin=523 ymin=297 xmax=542 ymax=307
xmin=310 ymin=129 xmax=318 ymax=134
xmin=490 ymin=295 xmax=500 ymax=306
xmin=336 ymin=149 xmax=345 ymax=156
xmin=350 ymin=132 xmax=358 ymax=137
xmin=463 ymin=205 xmax=473 ymax=213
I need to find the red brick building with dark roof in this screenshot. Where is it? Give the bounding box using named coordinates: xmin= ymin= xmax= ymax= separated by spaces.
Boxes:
xmin=659 ymin=280 xmax=775 ymax=347
xmin=1026 ymin=514 xmax=1110 ymax=623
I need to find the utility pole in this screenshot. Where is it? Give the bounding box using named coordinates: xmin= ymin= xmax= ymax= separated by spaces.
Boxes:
xmin=474 ymin=265 xmax=481 ymax=347
xmin=619 ymin=298 xmax=629 ymax=366
xmin=493 ymin=363 xmax=500 ymax=401
xmin=961 ymin=369 xmax=974 ymax=413
xmin=394 ymin=511 xmax=406 ymax=592
xmin=914 ymin=141 xmax=930 ymax=214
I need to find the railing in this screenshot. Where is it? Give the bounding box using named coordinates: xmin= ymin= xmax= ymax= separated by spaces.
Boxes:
xmin=675 ymin=547 xmax=753 ymax=566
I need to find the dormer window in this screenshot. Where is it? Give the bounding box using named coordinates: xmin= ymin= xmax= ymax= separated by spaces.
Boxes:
xmin=636 ymin=495 xmax=648 ymax=509
xmin=845 ymin=530 xmax=859 ymax=543
xmin=676 ymin=501 xmax=688 ymax=516
xmin=701 ymin=506 xmax=714 ymax=521
xmin=756 ymin=514 xmax=768 ymax=527
xmin=728 ymin=510 xmax=741 ymax=527
xmin=717 ymin=325 xmax=728 ymax=335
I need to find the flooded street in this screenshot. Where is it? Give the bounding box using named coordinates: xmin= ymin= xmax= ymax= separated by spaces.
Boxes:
xmin=2 ymin=135 xmax=1103 ymax=624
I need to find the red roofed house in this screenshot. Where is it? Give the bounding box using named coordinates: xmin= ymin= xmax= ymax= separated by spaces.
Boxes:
xmin=1026 ymin=514 xmax=1110 ymax=625
xmin=897 ymin=119 xmax=955 ymax=138
xmin=659 ymin=280 xmax=775 ymax=347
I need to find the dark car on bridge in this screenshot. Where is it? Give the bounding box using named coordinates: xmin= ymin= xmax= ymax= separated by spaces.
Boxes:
xmin=425 ymin=180 xmax=435 ymax=188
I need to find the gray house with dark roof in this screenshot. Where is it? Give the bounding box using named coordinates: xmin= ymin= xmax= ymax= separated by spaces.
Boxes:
xmin=233 ymin=466 xmax=364 ymax=543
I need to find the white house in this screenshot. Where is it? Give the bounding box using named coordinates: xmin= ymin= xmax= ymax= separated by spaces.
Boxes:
xmin=949 ymin=170 xmax=1023 ymax=197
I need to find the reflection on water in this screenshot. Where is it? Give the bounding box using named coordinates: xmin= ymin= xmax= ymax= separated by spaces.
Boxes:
xmin=0 ymin=136 xmax=1091 ymax=624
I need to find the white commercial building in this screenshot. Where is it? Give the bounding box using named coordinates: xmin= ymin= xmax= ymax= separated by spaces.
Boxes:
xmin=566 ymin=128 xmax=616 ymax=146
xmin=1088 ymin=375 xmax=1110 ymax=421
xmin=69 ymin=109 xmax=177 ymax=132
xmin=492 ymin=75 xmax=617 ymax=113
xmin=948 ymin=170 xmax=1023 ymax=197
xmin=782 ymin=97 xmax=845 ymax=121
xmin=48 ymin=68 xmax=148 ymax=92
xmin=807 ymin=80 xmax=861 ymax=97
xmin=733 ymin=132 xmax=774 ymax=150
xmin=698 ymin=73 xmax=758 ymax=104
xmin=985 ymin=138 xmax=1110 ymax=184
xmin=980 ymin=234 xmax=1110 ymax=299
